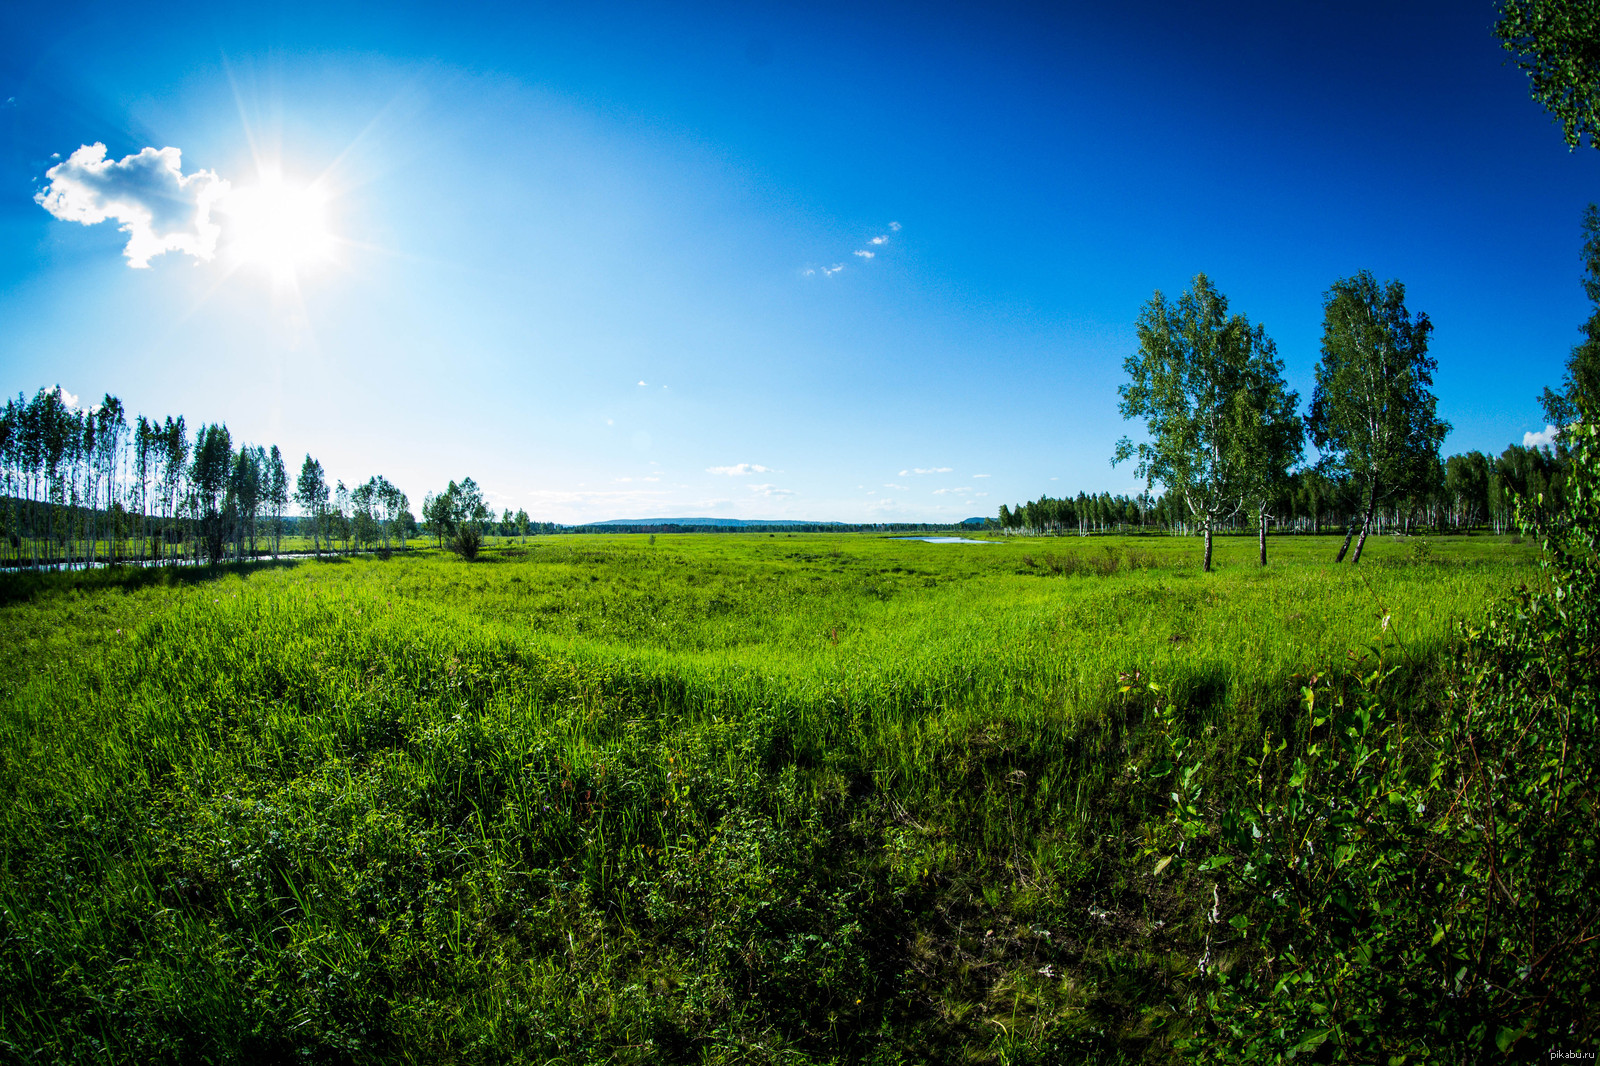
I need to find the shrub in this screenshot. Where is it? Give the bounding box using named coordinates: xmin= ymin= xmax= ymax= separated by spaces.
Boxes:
xmin=1147 ymin=421 xmax=1600 ymax=1061
xmin=451 ymin=525 xmax=483 ymax=560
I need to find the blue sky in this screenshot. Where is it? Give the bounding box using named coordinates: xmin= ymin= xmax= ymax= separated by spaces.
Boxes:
xmin=2 ymin=1 xmax=1595 ymax=522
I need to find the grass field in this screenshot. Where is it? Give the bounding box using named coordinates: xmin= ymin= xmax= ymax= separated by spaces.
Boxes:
xmin=0 ymin=532 xmax=1539 ymax=1063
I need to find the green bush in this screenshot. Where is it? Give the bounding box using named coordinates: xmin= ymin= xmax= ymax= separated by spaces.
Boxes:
xmin=452 ymin=525 xmax=484 ymax=560
xmin=1149 ymin=422 xmax=1599 ymax=1061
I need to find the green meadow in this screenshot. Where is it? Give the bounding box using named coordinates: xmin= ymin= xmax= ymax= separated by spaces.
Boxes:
xmin=0 ymin=532 xmax=1538 ymax=1063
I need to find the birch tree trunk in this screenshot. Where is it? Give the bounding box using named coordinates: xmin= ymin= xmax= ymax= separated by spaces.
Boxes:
xmin=1350 ymin=502 xmax=1377 ymax=564
xmin=1335 ymin=520 xmax=1357 ymax=563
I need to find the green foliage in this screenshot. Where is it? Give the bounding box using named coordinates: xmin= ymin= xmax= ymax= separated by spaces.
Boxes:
xmin=1114 ymin=274 xmax=1281 ymax=570
xmin=1496 ymin=0 xmax=1600 ymax=153
xmin=452 ymin=523 xmax=484 ymax=560
xmin=1541 ymin=203 xmax=1600 ymax=426
xmin=1146 ymin=423 xmax=1600 ymax=1061
xmin=1308 ymin=272 xmax=1448 ymax=562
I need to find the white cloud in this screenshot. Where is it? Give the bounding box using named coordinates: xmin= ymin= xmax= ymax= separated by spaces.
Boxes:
xmin=899 ymin=467 xmax=953 ymax=476
xmin=972 ymin=473 xmax=991 ymax=479
xmin=637 ymin=380 xmax=647 ymax=386
xmin=933 ymin=486 xmax=973 ymax=496
xmin=1524 ymin=424 xmax=1560 ymax=448
xmin=884 ymin=482 xmax=908 ymax=491
xmin=35 ymin=143 xmax=228 ymax=268
xmin=807 ymin=222 xmax=898 ymax=277
xmin=707 ymin=463 xmax=772 ymax=476
xmin=54 ymin=385 xmax=81 ymax=408
xmin=747 ymin=483 xmax=796 ymax=497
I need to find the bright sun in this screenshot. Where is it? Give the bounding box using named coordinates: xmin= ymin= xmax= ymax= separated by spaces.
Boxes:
xmin=223 ymin=177 xmax=334 ymax=280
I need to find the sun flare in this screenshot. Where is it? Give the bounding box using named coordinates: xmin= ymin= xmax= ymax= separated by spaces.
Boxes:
xmin=223 ymin=176 xmax=334 ymax=279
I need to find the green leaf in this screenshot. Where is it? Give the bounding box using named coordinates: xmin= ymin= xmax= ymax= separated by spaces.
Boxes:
xmin=1153 ymin=855 xmax=1173 ymax=877
xmin=1294 ymin=1027 xmax=1332 ymax=1053
xmin=1495 ymin=1026 xmax=1520 ymax=1054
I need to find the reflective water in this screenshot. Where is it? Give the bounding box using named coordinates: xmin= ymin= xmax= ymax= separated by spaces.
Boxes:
xmin=889 ymin=536 xmax=996 ymax=544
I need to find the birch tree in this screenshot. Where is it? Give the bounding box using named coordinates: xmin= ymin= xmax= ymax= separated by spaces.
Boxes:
xmin=295 ymin=455 xmax=329 ymax=558
xmin=1229 ymin=339 xmax=1304 ymax=566
xmin=1307 ymin=272 xmax=1448 ymax=565
xmin=1114 ymin=273 xmax=1267 ymax=572
xmin=267 ymin=446 xmax=288 ymax=558
xmin=190 ymin=424 xmax=232 ymax=564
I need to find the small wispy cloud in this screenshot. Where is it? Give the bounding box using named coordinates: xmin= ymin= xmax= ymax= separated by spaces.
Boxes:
xmin=1525 ymin=424 xmax=1560 ymax=448
xmin=899 ymin=467 xmax=953 ymax=476
xmin=884 ymin=482 xmax=908 ymax=491
xmin=707 ymin=463 xmax=772 ymax=476
xmin=637 ymin=380 xmax=647 ymax=386
xmin=933 ymin=486 xmax=973 ymax=496
xmin=36 ymin=143 xmax=229 ymax=268
xmin=806 ymin=222 xmax=900 ymax=279
xmin=747 ymin=483 xmax=796 ymax=497
xmin=972 ymin=473 xmax=991 ymax=479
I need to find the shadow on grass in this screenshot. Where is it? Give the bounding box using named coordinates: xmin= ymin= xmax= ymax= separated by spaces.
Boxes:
xmin=0 ymin=557 xmax=320 ymax=606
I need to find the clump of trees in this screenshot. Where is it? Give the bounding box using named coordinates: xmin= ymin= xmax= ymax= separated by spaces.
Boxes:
xmin=1112 ymin=270 xmax=1443 ymax=571
xmin=0 ymin=387 xmax=416 ymax=569
xmin=1112 ymin=273 xmax=1300 ymax=571
xmin=422 ymin=478 xmax=491 ymax=559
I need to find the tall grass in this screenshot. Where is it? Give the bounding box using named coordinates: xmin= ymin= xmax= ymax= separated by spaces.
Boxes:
xmin=0 ymin=533 xmax=1536 ymax=1063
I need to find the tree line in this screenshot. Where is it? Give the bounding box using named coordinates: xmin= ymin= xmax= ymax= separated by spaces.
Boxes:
xmin=0 ymin=388 xmax=418 ymax=569
xmin=999 ymin=441 xmax=1563 ymax=541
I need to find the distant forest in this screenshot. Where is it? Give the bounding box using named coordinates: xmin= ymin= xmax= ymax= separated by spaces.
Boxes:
xmin=998 ymin=441 xmax=1562 ymax=538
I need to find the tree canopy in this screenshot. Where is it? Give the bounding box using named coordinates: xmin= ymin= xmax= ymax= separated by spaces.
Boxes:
xmin=1307 ymin=271 xmax=1448 ymax=564
xmin=1114 ymin=273 xmax=1281 ymax=571
xmin=1496 ymin=0 xmax=1600 ymax=152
